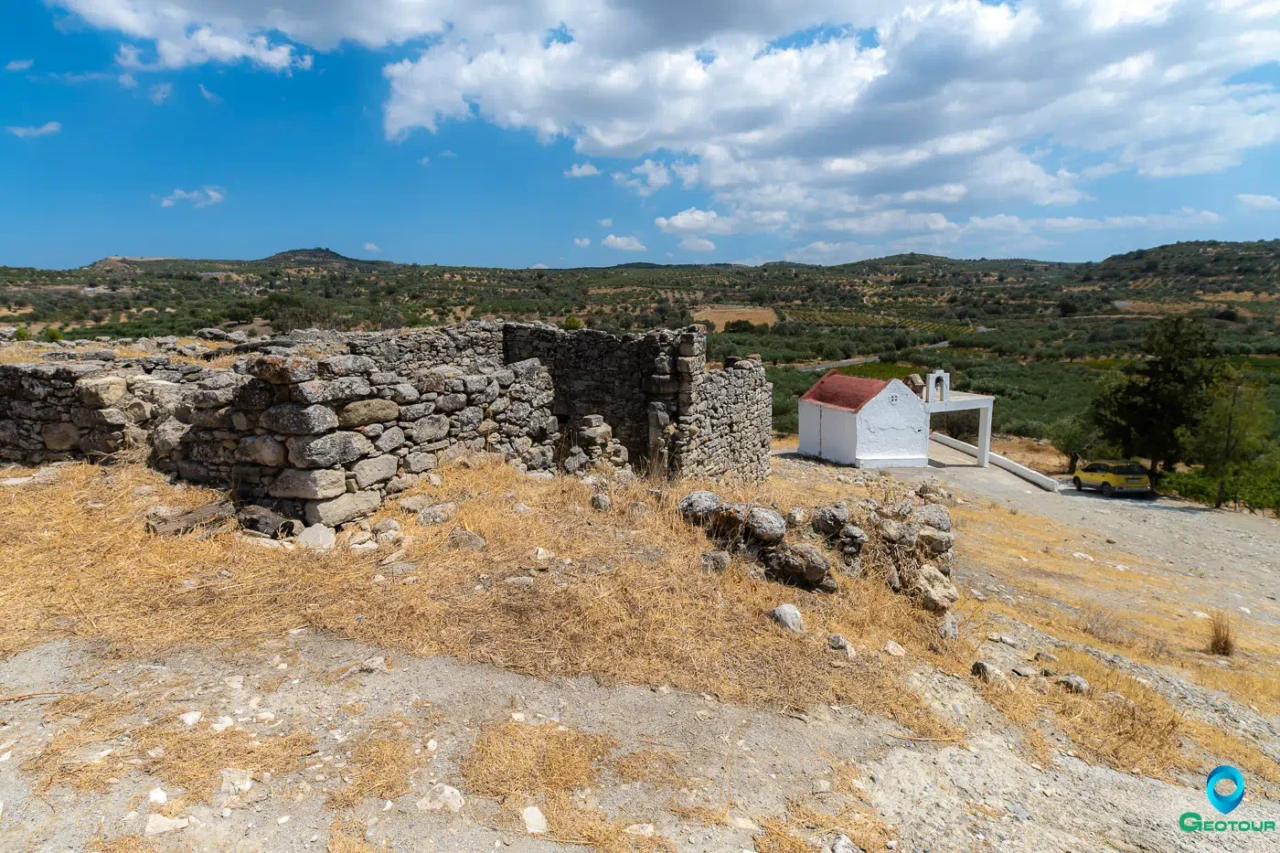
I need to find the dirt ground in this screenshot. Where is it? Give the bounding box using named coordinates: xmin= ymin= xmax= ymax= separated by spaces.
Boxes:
xmin=0 ymin=454 xmax=1277 ymax=853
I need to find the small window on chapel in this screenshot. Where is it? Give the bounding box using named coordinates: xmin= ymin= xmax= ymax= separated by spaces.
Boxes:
xmin=889 ymin=394 xmax=899 ymax=404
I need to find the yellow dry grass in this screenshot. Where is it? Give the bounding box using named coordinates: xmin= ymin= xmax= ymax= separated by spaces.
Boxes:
xmin=24 ymin=690 xmax=315 ymax=798
xmin=753 ymin=799 xmax=893 ymax=853
xmin=0 ymin=460 xmax=962 ymax=740
xmin=327 ymin=820 xmax=378 ymax=853
xmin=989 ymin=437 xmax=1070 ymax=475
xmin=612 ymin=749 xmax=693 ymax=788
xmin=86 ymin=836 xmax=157 ymax=853
xmin=462 ymin=721 xmax=618 ymax=799
xmin=327 ymin=718 xmax=423 ymax=808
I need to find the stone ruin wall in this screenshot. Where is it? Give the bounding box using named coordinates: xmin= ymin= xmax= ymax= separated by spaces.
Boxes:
xmin=0 ymin=322 xmax=772 ymax=526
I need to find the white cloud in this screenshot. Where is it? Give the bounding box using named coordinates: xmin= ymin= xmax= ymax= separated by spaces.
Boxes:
xmin=199 ymin=83 xmax=222 ymax=103
xmin=43 ymin=0 xmax=1280 ymax=247
xmin=439 ymin=149 xmax=456 ymax=157
xmin=160 ymin=186 xmax=226 ymax=208
xmin=564 ymin=162 xmax=600 ymax=178
xmin=613 ymin=159 xmax=670 ymax=197
xmin=598 ymin=218 xmax=613 ymax=227
xmin=573 ymin=237 xmax=590 ymax=247
xmin=418 ymin=155 xmax=430 ymax=165
xmin=118 ymin=72 xmax=137 ymax=87
xmin=679 ymin=236 xmax=716 ymax=252
xmin=530 ymin=262 xmax=549 ymax=269
xmin=655 ymin=207 xmax=735 ymax=236
xmin=603 ymin=234 xmax=647 ymax=252
xmin=1238 ymin=193 xmax=1280 ymax=210
xmin=5 ymin=59 xmax=33 ymax=72
xmin=7 ymin=121 xmax=62 ymax=139
xmin=149 ymin=82 xmax=172 ymax=103
xmin=364 ymin=242 xmax=380 ymax=252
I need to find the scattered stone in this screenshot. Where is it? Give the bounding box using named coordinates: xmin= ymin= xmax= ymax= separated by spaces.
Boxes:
xmin=701 ymin=550 xmax=731 ymax=572
xmin=938 ymin=613 xmax=959 ymax=641
xmin=882 ymin=640 xmax=907 ymax=658
xmin=832 ymin=835 xmax=864 ymax=853
xmin=504 ymin=576 xmax=535 ymax=588
xmin=827 ymin=633 xmax=849 ymax=651
xmin=417 ymin=783 xmax=465 ymax=813
xmin=1011 ymin=665 xmax=1038 ymax=678
xmin=971 ymin=661 xmax=1004 ymax=683
xmin=910 ymin=564 xmax=959 ymax=613
xmin=144 ymin=814 xmax=189 ymax=836
xmin=178 ymin=710 xmax=202 ymax=727
xmin=909 ymin=503 xmax=952 ymax=532
xmin=1033 ymin=651 xmax=1058 ymax=663
xmin=784 ymin=507 xmax=808 ymax=527
xmin=305 ymin=491 xmax=381 ymax=527
xmin=523 ymin=805 xmax=548 ymax=835
xmin=445 ymin=528 xmax=487 ymax=551
xmin=770 ymin=604 xmax=805 ymax=634
xmin=624 ymin=824 xmax=656 ymax=837
xmin=810 ymin=504 xmax=850 ymax=536
xmin=220 ymin=768 xmax=254 ymax=795
xmin=417 ymin=503 xmax=458 ymax=525
xmin=590 ymin=492 xmax=612 ymax=512
xmin=713 ymin=503 xmax=787 ymax=544
xmin=1057 ymin=674 xmax=1090 ymax=694
xmin=148 ymin=787 xmax=167 ymax=805
xmin=297 ymin=524 xmax=337 ymax=552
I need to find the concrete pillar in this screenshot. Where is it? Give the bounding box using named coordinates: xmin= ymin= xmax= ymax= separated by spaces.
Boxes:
xmin=977 ymin=403 xmax=992 ymax=467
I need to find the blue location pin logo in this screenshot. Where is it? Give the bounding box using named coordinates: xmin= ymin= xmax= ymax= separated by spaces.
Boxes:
xmin=1206 ymin=765 xmax=1245 ymax=814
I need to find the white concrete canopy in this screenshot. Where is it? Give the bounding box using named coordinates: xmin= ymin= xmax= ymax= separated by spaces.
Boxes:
xmin=926 ymin=391 xmax=994 ymax=467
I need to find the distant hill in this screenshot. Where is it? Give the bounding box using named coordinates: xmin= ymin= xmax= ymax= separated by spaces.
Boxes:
xmin=259 ymin=248 xmax=389 ymax=271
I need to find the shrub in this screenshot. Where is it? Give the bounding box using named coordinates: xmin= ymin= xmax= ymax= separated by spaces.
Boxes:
xmin=40 ymin=326 xmax=63 ymax=342
xmin=1208 ymin=612 xmax=1235 ymax=657
xmin=563 ymin=316 xmax=584 ymax=330
xmin=13 ymin=326 xmax=31 ymax=342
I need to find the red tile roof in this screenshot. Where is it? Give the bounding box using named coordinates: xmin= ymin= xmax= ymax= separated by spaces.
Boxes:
xmin=800 ymin=370 xmax=890 ymax=413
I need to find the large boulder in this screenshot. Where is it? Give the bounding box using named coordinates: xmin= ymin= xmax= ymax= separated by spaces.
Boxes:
xmin=811 ymin=504 xmax=850 ymax=536
xmin=909 ymin=503 xmax=952 ymax=532
xmin=878 ymin=519 xmax=919 ymax=547
xmin=917 ymin=527 xmax=954 ymax=554
xmin=713 ymin=504 xmax=787 ymax=544
xmin=761 ymin=543 xmax=832 ymax=589
xmin=77 ymin=375 xmax=128 ymax=408
xmin=677 ymin=491 xmax=722 ymax=524
xmin=911 ymin=563 xmax=959 ymax=613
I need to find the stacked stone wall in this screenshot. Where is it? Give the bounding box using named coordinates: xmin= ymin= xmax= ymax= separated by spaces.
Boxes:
xmin=163 ymin=352 xmax=558 ymax=526
xmin=0 ymin=320 xmax=771 ymax=525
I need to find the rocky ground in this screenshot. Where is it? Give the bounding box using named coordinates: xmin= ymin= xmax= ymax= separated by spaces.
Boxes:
xmin=0 ymin=453 xmax=1277 ymax=853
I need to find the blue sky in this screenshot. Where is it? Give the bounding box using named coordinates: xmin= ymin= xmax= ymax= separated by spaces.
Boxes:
xmin=2 ymin=0 xmax=1278 ymax=269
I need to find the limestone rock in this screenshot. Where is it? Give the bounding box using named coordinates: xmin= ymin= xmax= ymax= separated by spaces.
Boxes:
xmin=417 ymin=503 xmax=457 ymax=525
xmin=287 ymin=431 xmax=374 ymax=468
xmin=270 ymin=468 xmax=347 ymax=500
xmin=297 ymin=524 xmax=337 ymax=552
xmin=910 ymin=564 xmax=959 ymax=613
xmin=678 ymin=490 xmax=722 ymax=524
xmin=417 ymin=783 xmax=465 ymax=813
xmin=339 ymin=398 xmax=400 ymax=428
xmin=762 ymin=543 xmax=832 ymax=588
xmin=237 ymin=435 xmax=287 ymax=467
xmin=769 ymin=603 xmax=805 ymax=634
xmin=916 ymin=527 xmax=954 ymax=554
xmin=811 ymin=504 xmax=850 ymax=536
xmin=909 ymin=503 xmax=952 ymax=532
xmin=701 ymin=550 xmax=731 ymax=572
xmin=1057 ymin=674 xmax=1090 ymax=694
xmin=77 ymin=375 xmax=127 ymax=407
xmin=305 ymin=491 xmax=380 ymax=527
xmin=445 ymin=527 xmax=487 ymax=551
xmin=352 ymin=454 xmax=398 ymax=489
xmin=41 ymin=422 xmax=79 ymax=451
xmin=260 ymin=403 xmax=339 ymax=435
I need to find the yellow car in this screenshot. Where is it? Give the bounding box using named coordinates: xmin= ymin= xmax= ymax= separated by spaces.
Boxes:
xmin=1073 ymin=461 xmax=1153 ymax=498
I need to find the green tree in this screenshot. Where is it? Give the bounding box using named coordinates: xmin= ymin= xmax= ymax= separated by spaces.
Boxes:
xmin=1180 ymin=367 xmax=1273 ymax=508
xmin=13 ymin=325 xmax=31 ymax=341
xmin=1090 ymin=317 xmax=1218 ymax=484
xmin=562 ymin=315 xmax=584 ymax=330
xmin=1049 ymin=417 xmax=1098 ymax=474
xmin=41 ymin=326 xmax=63 ymax=342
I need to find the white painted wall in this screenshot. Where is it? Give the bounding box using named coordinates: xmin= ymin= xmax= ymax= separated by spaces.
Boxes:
xmin=798 ymin=399 xmax=858 ymax=465
xmin=853 ymin=379 xmax=928 ymax=467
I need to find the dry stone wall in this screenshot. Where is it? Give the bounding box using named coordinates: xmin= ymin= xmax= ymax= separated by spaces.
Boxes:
xmin=0 ymin=321 xmax=771 ymax=526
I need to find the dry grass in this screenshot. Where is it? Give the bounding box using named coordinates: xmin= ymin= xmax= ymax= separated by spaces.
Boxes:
xmin=990 ymin=437 xmax=1070 ymax=475
xmin=612 ymin=749 xmax=692 ymax=788
xmin=327 ymin=820 xmax=378 ymax=853
xmin=86 ymin=836 xmax=157 ymax=853
xmin=462 ymin=720 xmax=618 ymax=800
xmin=461 ymin=720 xmax=673 ymax=852
xmin=0 ymin=460 xmax=962 ymax=739
xmin=327 ymin=719 xmax=423 ymax=808
xmin=753 ymin=799 xmax=893 ymax=853
xmin=1208 ymin=611 xmax=1235 ymax=657
xmin=24 ymin=690 xmax=315 ymax=798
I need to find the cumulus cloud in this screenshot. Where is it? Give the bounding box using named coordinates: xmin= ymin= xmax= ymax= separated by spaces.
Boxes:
xmin=160 ymin=186 xmax=226 ymax=208
xmin=42 ymin=0 xmax=1280 ymax=249
xmin=5 ymin=59 xmax=33 ymax=72
xmin=364 ymin=242 xmax=380 ymax=252
xmin=564 ymin=162 xmax=599 ymax=178
xmin=655 ymin=207 xmax=735 ymax=236
xmin=530 ymin=262 xmax=549 ymax=269
xmin=598 ymin=218 xmax=613 ymax=227
xmin=1238 ymin=193 xmax=1280 ymax=210
xmin=679 ymin=236 xmax=716 ymax=252
xmin=7 ymin=121 xmax=62 ymax=138
xmin=574 ymin=237 xmax=590 ymax=247
xmin=603 ymin=234 xmax=647 ymax=251
xmin=149 ymin=82 xmax=172 ymax=103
